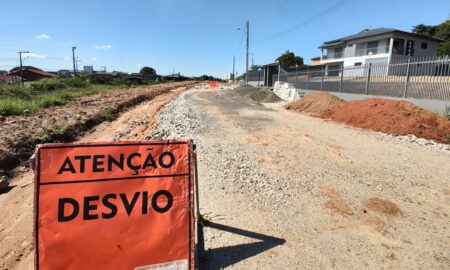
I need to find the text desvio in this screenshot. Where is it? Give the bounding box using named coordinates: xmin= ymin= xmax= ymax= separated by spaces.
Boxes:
xmin=58 ymin=190 xmax=173 ymax=222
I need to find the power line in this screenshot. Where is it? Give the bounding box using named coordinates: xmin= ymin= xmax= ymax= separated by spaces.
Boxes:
xmin=254 ymin=0 xmax=352 ymax=43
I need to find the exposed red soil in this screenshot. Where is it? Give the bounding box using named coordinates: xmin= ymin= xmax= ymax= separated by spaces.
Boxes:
xmin=319 ymin=98 xmax=450 ymax=144
xmin=285 ymin=92 xmax=343 ymax=115
xmin=364 ymin=197 xmax=403 ymax=216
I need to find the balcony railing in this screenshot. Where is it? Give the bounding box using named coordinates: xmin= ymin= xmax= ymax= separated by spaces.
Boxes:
xmin=354 ymin=45 xmax=390 ymax=57
xmin=322 ymin=45 xmax=390 ymax=60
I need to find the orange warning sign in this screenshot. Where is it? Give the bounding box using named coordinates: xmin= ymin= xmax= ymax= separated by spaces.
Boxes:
xmin=209 ymin=81 xmax=218 ymax=89
xmin=34 ymin=140 xmax=195 ymax=270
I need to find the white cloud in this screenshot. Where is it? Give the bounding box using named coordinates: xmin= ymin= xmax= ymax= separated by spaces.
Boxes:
xmin=137 ymin=63 xmax=143 ymax=67
xmin=23 ymin=52 xmax=47 ymax=59
xmin=35 ymin=34 xmax=51 ymax=40
xmin=64 ymin=56 xmax=72 ymax=61
xmin=91 ymin=57 xmax=98 ymax=61
xmin=93 ymin=44 xmax=112 ymax=49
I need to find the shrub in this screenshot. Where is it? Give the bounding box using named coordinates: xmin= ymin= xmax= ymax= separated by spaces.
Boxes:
xmin=0 ymin=84 xmax=32 ymax=99
xmin=99 ymin=107 xmax=117 ymax=121
xmin=30 ymin=78 xmax=67 ymax=92
xmin=65 ymin=77 xmax=90 ymax=88
xmin=444 ymin=105 xmax=450 ymax=120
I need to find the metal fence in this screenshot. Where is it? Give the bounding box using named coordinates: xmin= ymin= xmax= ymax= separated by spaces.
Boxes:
xmin=247 ymin=69 xmax=264 ymax=85
xmin=276 ymin=56 xmax=450 ymax=100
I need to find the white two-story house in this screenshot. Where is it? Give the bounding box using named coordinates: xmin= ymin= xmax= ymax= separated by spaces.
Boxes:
xmin=319 ymin=28 xmax=444 ymax=76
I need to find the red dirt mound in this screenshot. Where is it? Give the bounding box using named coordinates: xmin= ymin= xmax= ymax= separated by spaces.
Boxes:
xmin=320 ymin=98 xmax=450 ymax=144
xmin=285 ymin=92 xmax=343 ymax=115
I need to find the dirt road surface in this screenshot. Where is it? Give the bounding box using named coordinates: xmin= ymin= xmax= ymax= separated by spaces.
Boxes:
xmin=150 ymin=87 xmax=450 ymax=269
xmin=1 ymin=85 xmax=449 ymax=269
xmin=0 ymin=86 xmax=189 ymax=270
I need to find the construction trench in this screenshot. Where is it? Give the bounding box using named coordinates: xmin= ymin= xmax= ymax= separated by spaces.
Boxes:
xmin=1 ymin=83 xmax=450 ymax=269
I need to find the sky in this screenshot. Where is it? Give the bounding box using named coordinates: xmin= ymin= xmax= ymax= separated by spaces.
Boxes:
xmin=0 ymin=0 xmax=449 ymax=77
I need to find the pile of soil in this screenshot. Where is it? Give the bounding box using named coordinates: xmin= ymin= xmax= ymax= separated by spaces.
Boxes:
xmin=285 ymin=92 xmax=343 ymax=115
xmin=320 ymin=98 xmax=450 ymax=144
xmin=235 ymin=86 xmax=281 ymax=103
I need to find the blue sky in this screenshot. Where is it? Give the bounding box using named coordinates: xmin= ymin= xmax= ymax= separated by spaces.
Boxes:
xmin=0 ymin=0 xmax=448 ymax=77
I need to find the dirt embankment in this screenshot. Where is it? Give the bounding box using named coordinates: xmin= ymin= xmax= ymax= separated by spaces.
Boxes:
xmin=285 ymin=92 xmax=343 ymax=115
xmin=0 ymin=82 xmax=196 ymax=172
xmin=286 ymin=93 xmax=450 ymax=144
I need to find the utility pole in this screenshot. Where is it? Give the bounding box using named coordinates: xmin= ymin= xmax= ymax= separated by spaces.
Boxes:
xmin=72 ymin=46 xmax=77 ymax=76
xmin=245 ymin=20 xmax=249 ymax=84
xmin=232 ymin=56 xmax=235 ymax=83
xmin=76 ymin=58 xmax=82 ymax=74
xmin=18 ymin=51 xmax=29 ymax=86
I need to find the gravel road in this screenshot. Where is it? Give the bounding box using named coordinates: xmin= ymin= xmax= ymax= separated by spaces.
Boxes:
xmin=149 ymin=87 xmax=450 ymax=269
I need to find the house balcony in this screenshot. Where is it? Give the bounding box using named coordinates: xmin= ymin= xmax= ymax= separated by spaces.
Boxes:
xmin=322 ymin=45 xmax=390 ymax=61
xmin=354 ymin=45 xmax=390 ymax=57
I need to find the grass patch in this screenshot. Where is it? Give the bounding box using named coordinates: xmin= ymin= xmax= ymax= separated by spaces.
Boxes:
xmin=99 ymin=107 xmax=117 ymax=121
xmin=0 ymin=78 xmax=124 ymax=116
xmin=444 ymin=105 xmax=450 ymax=121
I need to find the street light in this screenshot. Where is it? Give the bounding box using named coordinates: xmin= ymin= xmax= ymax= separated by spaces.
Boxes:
xmin=18 ymin=51 xmax=29 ymax=86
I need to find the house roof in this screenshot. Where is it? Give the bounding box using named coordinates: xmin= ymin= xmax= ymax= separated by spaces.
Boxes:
xmin=262 ymin=61 xmax=279 ymax=67
xmin=320 ymin=28 xmax=445 ymax=48
xmin=8 ymin=68 xmax=55 ymax=77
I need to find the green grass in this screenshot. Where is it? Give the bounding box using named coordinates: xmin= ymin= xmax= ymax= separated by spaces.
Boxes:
xmin=444 ymin=105 xmax=450 ymax=121
xmin=0 ymin=78 xmax=124 ymax=116
xmin=99 ymin=107 xmax=117 ymax=121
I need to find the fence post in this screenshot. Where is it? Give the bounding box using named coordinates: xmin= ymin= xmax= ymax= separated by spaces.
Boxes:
xmin=339 ymin=65 xmax=344 ymax=92
xmin=306 ymin=66 xmax=310 ymax=90
xmin=321 ymin=65 xmax=324 ymax=91
xmin=403 ymin=57 xmax=411 ymax=98
xmin=365 ymin=63 xmax=372 ymax=95
xmin=258 ymin=70 xmax=261 ymax=86
xmin=277 ymin=63 xmax=281 ymax=82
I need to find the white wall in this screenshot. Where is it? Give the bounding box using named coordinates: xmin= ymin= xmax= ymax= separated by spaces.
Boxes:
xmin=273 ymin=81 xmax=302 ymax=101
xmin=393 ymin=33 xmax=440 ymax=58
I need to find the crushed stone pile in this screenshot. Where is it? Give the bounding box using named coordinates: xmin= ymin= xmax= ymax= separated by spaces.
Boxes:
xmin=234 ymin=86 xmax=281 ymax=103
xmin=320 ymin=98 xmax=450 ymax=144
xmin=285 ymin=92 xmax=343 ymax=114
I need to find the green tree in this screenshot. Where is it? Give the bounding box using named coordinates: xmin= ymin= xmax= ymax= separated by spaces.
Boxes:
xmin=276 ymin=50 xmax=304 ymax=68
xmin=434 ymin=20 xmax=450 ymax=41
xmin=412 ymin=24 xmax=436 ymax=37
xmin=139 ymin=66 xmax=156 ymax=76
xmin=412 ymin=19 xmax=450 ymax=56
xmin=9 ymin=66 xmax=42 ymax=73
xmin=438 ymin=41 xmax=450 ymax=56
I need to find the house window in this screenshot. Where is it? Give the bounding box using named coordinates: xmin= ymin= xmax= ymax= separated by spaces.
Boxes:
xmin=393 ymin=39 xmax=405 ymax=55
xmin=367 ymin=41 xmax=379 ymax=55
xmin=334 ymin=47 xmax=343 ymax=58
xmin=421 ymin=42 xmax=428 ymax=49
xmin=354 ymin=62 xmax=362 ymax=66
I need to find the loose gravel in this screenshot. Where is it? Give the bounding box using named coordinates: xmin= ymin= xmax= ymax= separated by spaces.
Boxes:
xmin=146 ymin=87 xmax=450 ymax=269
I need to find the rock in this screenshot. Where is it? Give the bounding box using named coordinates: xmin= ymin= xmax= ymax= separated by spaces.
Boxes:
xmin=0 ymin=176 xmax=9 ymax=190
xmin=0 ymin=115 xmax=5 ymax=122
